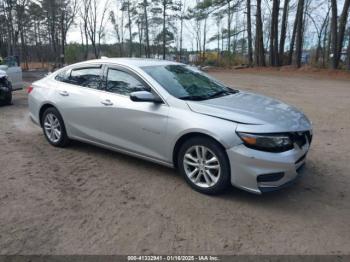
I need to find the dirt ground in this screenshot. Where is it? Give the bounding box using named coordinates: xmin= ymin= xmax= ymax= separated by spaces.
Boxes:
xmin=0 ymin=70 xmax=349 ymax=255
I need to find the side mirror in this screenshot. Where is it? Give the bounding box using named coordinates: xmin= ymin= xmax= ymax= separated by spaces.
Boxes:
xmin=130 ymin=91 xmax=163 ymax=103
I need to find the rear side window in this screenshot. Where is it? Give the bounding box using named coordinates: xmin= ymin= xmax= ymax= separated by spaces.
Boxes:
xmin=55 ymin=69 xmax=69 ymax=82
xmin=69 ymin=67 xmax=102 ymax=89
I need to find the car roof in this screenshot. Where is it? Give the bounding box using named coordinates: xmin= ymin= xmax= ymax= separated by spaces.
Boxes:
xmin=81 ymin=58 xmax=182 ymax=68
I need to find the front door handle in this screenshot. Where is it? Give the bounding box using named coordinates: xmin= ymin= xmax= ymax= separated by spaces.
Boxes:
xmin=59 ymin=90 xmax=69 ymax=96
xmin=101 ymin=99 xmax=113 ymax=106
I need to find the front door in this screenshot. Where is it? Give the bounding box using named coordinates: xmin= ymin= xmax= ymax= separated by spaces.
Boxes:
xmin=98 ymin=66 xmax=169 ymax=162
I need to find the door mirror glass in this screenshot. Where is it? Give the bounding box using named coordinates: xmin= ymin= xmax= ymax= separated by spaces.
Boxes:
xmin=130 ymin=91 xmax=163 ymax=103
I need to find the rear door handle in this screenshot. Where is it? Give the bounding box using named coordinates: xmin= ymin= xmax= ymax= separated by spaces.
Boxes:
xmin=59 ymin=90 xmax=69 ymax=96
xmin=101 ymin=99 xmax=113 ymax=106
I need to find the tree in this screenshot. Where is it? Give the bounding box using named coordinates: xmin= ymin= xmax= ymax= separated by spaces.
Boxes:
xmin=347 ymin=28 xmax=350 ymax=70
xmin=86 ymin=0 xmax=109 ymax=58
xmin=246 ymin=0 xmax=253 ymax=66
xmin=121 ymin=0 xmax=133 ymax=57
xmin=269 ymin=0 xmax=280 ymax=66
xmin=255 ymin=0 xmax=265 ymax=66
xmin=177 ymin=0 xmax=186 ymax=60
xmin=193 ymin=0 xmax=216 ymax=61
xmin=294 ymin=0 xmax=305 ymax=68
xmin=279 ymin=0 xmax=289 ymax=65
xmin=80 ymin=0 xmax=91 ymax=59
xmin=307 ymin=6 xmax=330 ymax=65
xmin=330 ymin=0 xmax=350 ymax=69
xmin=141 ymin=0 xmax=150 ymax=57
xmin=110 ymin=10 xmax=123 ymax=56
xmin=215 ymin=0 xmax=243 ymax=54
xmin=59 ymin=0 xmax=78 ymax=65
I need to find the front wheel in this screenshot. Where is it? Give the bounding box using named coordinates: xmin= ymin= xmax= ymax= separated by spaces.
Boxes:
xmin=4 ymin=91 xmax=12 ymax=105
xmin=177 ymin=137 xmax=231 ymax=195
xmin=42 ymin=107 xmax=70 ymax=147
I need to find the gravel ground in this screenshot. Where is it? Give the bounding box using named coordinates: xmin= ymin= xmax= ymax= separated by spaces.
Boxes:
xmin=0 ymin=70 xmax=349 ymax=255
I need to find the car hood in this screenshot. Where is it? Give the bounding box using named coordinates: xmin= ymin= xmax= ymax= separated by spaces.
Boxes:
xmin=186 ymin=91 xmax=312 ymax=132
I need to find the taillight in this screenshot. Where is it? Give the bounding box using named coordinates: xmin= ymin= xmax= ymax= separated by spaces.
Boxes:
xmin=27 ymin=86 xmax=34 ymax=94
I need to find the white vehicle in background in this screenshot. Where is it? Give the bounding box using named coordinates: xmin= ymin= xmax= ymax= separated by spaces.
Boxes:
xmin=0 ymin=56 xmax=22 ymax=90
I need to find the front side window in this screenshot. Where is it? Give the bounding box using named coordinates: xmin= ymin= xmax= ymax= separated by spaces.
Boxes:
xmin=68 ymin=67 xmax=102 ymax=89
xmin=142 ymin=65 xmax=237 ymax=100
xmin=106 ymin=68 xmax=149 ymax=95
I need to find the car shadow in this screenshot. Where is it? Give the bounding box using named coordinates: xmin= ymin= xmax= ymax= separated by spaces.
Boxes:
xmin=63 ymin=140 xmax=324 ymax=206
xmin=68 ymin=140 xmax=177 ymax=177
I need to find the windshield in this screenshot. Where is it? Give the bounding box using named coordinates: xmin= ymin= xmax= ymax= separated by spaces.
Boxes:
xmin=142 ymin=65 xmax=237 ymax=101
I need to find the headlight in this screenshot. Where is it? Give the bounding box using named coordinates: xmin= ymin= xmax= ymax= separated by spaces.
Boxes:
xmin=237 ymin=132 xmax=293 ymax=152
xmin=0 ymin=86 xmax=9 ymax=91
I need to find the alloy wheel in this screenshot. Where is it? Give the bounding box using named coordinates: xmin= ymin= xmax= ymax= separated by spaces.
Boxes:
xmin=44 ymin=113 xmax=62 ymax=143
xmin=183 ymin=145 xmax=221 ymax=188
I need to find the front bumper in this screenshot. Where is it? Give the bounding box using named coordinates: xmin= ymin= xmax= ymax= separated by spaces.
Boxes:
xmin=227 ymin=140 xmax=310 ymax=194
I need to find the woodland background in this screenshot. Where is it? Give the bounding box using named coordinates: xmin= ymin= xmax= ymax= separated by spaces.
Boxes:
xmin=0 ymin=0 xmax=349 ymax=70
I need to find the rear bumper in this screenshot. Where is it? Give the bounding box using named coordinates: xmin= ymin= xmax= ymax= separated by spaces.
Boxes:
xmin=226 ymin=142 xmax=310 ymax=194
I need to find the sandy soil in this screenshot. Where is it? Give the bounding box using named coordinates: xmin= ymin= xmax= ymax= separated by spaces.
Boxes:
xmin=0 ymin=70 xmax=349 ymax=255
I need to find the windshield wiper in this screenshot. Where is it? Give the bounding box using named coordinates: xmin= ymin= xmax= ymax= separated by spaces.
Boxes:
xmin=178 ymin=89 xmax=238 ymax=101
xmin=178 ymin=95 xmax=209 ymax=101
xmin=207 ymin=90 xmax=237 ymax=99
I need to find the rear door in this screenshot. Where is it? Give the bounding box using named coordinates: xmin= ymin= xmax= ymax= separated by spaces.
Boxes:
xmin=53 ymin=64 xmax=111 ymax=141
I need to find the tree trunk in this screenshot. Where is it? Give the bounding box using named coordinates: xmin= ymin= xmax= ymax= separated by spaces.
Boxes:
xmin=322 ymin=15 xmax=329 ymax=68
xmin=347 ymin=30 xmax=350 ymax=70
xmin=179 ymin=15 xmax=184 ymax=60
xmin=217 ymin=27 xmax=220 ymax=64
xmin=335 ymin=0 xmax=350 ymax=68
xmin=288 ymin=0 xmax=301 ymax=65
xmin=269 ymin=0 xmax=280 ymax=66
xmin=330 ymin=0 xmax=338 ymax=69
xmin=202 ymin=17 xmax=207 ymax=62
xmin=143 ymin=0 xmax=150 ymax=58
xmin=279 ymin=0 xmax=289 ymax=65
xmin=60 ymin=11 xmax=65 ymax=66
xmin=295 ymin=0 xmax=305 ymax=68
xmin=255 ymin=0 xmax=265 ymax=66
xmin=227 ymin=1 xmax=231 ymax=54
xmin=127 ymin=0 xmax=133 ymax=57
xmin=246 ymin=0 xmax=253 ymax=66
xmin=162 ymin=0 xmax=166 ymax=60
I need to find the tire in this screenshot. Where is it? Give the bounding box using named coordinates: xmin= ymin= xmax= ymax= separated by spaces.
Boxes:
xmin=42 ymin=107 xmax=70 ymax=147
xmin=4 ymin=91 xmax=12 ymax=105
xmin=0 ymin=81 xmax=12 ymax=105
xmin=177 ymin=136 xmax=231 ymax=195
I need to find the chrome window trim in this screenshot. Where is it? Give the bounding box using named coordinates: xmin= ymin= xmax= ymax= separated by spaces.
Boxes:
xmin=53 ymin=62 xmax=169 ymax=106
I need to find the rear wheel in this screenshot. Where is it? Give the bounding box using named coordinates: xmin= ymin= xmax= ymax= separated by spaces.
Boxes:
xmin=42 ymin=107 xmax=70 ymax=147
xmin=177 ymin=137 xmax=230 ymax=195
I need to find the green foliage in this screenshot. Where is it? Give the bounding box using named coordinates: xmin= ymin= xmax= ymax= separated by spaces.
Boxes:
xmin=65 ymin=43 xmax=84 ymax=64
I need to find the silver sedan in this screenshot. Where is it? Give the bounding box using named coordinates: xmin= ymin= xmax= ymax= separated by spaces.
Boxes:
xmin=28 ymin=58 xmax=312 ymax=194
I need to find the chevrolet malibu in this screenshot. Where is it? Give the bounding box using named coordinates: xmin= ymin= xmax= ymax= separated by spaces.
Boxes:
xmin=28 ymin=58 xmax=312 ymax=194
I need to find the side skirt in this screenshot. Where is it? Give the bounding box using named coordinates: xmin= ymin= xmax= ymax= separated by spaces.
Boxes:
xmin=69 ymin=135 xmax=174 ymax=169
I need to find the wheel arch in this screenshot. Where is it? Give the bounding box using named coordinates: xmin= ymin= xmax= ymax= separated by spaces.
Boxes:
xmin=39 ymin=103 xmax=60 ymax=127
xmin=172 ymin=132 xmax=228 ymax=169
